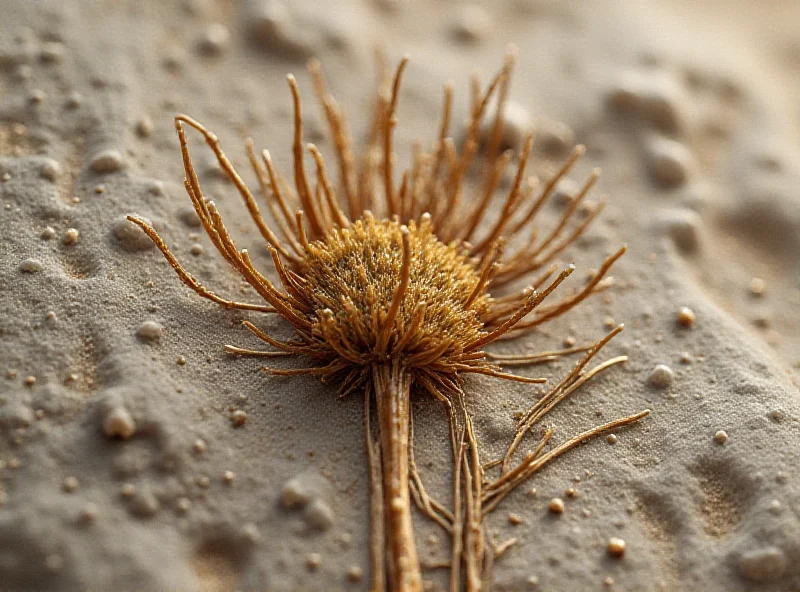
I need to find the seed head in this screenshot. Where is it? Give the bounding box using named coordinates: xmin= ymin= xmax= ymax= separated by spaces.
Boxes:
xmin=302 ymin=213 xmax=489 ymax=363
xmin=127 ymin=50 xmax=649 ymax=590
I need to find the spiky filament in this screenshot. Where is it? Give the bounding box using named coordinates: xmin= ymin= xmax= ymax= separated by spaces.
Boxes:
xmin=128 ymin=50 xmax=649 ymax=591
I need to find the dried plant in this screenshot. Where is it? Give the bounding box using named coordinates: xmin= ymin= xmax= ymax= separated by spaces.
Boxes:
xmin=129 ymin=50 xmax=648 ymax=591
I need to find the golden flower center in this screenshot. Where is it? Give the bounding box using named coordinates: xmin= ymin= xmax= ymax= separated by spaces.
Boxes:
xmin=300 ymin=215 xmax=489 ymax=361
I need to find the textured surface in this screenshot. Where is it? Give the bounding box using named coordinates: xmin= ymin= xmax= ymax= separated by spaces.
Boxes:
xmin=1 ymin=1 xmax=800 ymax=591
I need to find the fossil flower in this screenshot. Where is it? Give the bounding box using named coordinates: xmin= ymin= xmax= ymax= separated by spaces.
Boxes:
xmin=129 ymin=51 xmax=648 ymax=592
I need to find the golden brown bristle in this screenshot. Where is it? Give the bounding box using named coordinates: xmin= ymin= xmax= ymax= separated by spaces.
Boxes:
xmin=302 ymin=215 xmax=488 ymax=365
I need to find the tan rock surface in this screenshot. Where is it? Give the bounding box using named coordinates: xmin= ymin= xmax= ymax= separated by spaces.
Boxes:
xmin=1 ymin=1 xmax=799 ymax=590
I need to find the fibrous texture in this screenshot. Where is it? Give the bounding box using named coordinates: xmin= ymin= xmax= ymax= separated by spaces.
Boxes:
xmin=129 ymin=50 xmax=648 ymax=592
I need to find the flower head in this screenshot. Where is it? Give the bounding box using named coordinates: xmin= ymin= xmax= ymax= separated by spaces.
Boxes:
xmin=128 ymin=50 xmax=647 ymax=591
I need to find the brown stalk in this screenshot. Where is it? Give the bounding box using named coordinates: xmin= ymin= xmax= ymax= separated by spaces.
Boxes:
xmin=372 ymin=361 xmax=421 ymax=592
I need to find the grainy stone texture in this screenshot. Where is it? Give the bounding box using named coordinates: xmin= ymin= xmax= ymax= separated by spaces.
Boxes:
xmin=1 ymin=2 xmax=800 ymax=591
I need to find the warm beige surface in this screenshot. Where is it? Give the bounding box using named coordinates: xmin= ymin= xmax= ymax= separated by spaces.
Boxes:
xmin=1 ymin=1 xmax=799 ymax=590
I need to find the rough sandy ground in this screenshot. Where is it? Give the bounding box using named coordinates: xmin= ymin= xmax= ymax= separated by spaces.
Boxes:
xmin=1 ymin=1 xmax=800 ymax=590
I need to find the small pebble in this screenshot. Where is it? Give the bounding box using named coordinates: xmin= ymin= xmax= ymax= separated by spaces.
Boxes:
xmin=196 ymin=475 xmax=211 ymax=489
xmin=565 ymin=488 xmax=578 ymax=498
xmin=132 ymin=490 xmax=160 ymax=517
xmin=552 ymin=178 xmax=580 ymax=207
xmin=176 ymin=497 xmax=191 ymax=513
xmin=24 ymin=376 xmax=36 ymax=386
xmin=305 ymin=498 xmax=334 ymax=531
xmin=607 ymin=537 xmax=626 ymax=557
xmin=112 ymin=216 xmax=155 ymax=252
xmin=249 ymin=1 xmax=313 ymax=59
xmin=177 ymin=355 xmax=186 ymax=365
xmin=62 ymin=476 xmax=79 ymax=493
xmin=179 ymin=207 xmax=202 ymax=227
xmin=135 ymin=320 xmax=164 ymax=342
xmin=120 ymin=483 xmax=136 ymax=497
xmin=62 ymin=228 xmax=80 ymax=245
xmin=607 ymin=72 xmax=642 ymax=113
xmin=536 ymin=120 xmax=575 ymax=156
xmin=738 ymin=547 xmax=787 ymax=582
xmin=607 ymin=434 xmax=618 ymax=445
xmin=40 ymin=41 xmax=65 ymax=63
xmin=65 ymin=91 xmax=82 ymax=109
xmin=646 ymin=137 xmax=693 ymax=188
xmin=28 ymin=89 xmax=46 ymax=105
xmin=19 ymin=258 xmax=44 ymax=273
xmin=714 ymin=430 xmax=728 ymax=445
xmin=450 ymin=5 xmax=491 ymax=44
xmin=347 ymin=566 xmax=363 ymax=582
xmin=481 ymin=100 xmax=532 ymax=153
xmin=40 ymin=159 xmax=62 ymax=182
xmin=508 ymin=512 xmax=522 ymax=525
xmin=102 ymin=407 xmax=137 ymax=439
xmin=148 ymin=180 xmax=165 ymax=196
xmin=637 ymin=80 xmax=685 ymax=133
xmin=0 ymin=404 xmax=35 ymax=428
xmin=240 ymin=523 xmax=261 ymax=544
xmin=192 ymin=438 xmax=207 ymax=454
xmin=223 ymin=470 xmax=235 ymax=484
xmin=676 ymin=306 xmax=696 ymax=328
xmin=280 ymin=477 xmax=311 ymax=509
xmin=190 ymin=243 xmax=204 ymax=256
xmin=41 ymin=226 xmax=56 ymax=240
xmin=647 ymin=364 xmax=674 ymax=389
xmin=548 ymin=497 xmax=564 ymax=514
xmin=135 ymin=116 xmax=153 ymax=138
xmin=307 ymin=553 xmax=322 ymax=570
xmin=231 ymin=409 xmax=248 ymax=427
xmin=80 ymin=503 xmax=98 ymax=523
xmin=662 ymin=209 xmax=702 ymax=253
xmin=749 ymin=277 xmax=766 ymax=297
xmin=769 ymin=409 xmax=785 ymax=422
xmin=89 ymin=149 xmax=124 ymax=173
xmin=198 ymin=23 xmax=231 ymax=55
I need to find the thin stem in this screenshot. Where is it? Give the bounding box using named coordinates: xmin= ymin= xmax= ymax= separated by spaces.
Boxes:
xmin=373 ymin=361 xmax=422 ymax=592
xmin=364 ymin=382 xmax=386 ymax=592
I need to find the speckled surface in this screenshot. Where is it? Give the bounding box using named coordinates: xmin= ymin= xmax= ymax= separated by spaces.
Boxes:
xmin=1 ymin=1 xmax=800 ymax=591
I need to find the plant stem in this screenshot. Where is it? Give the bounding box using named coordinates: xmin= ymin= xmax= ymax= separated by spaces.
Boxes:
xmin=372 ymin=361 xmax=421 ymax=592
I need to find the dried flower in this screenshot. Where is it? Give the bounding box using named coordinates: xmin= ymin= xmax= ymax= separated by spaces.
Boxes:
xmin=128 ymin=50 xmax=648 ymax=591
